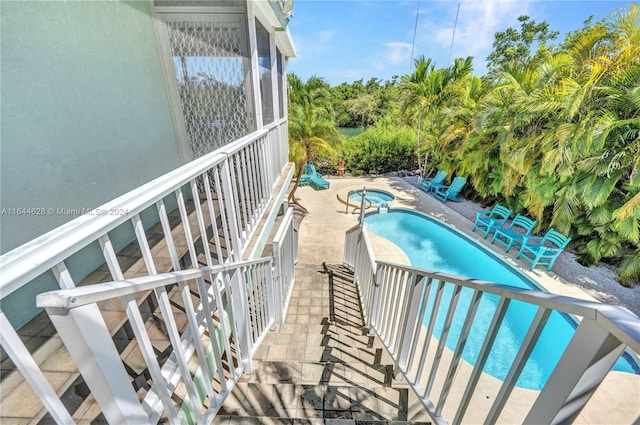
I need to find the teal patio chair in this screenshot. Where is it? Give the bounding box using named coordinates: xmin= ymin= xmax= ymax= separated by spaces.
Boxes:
xmin=303 ymin=163 xmax=330 ymax=190
xmin=472 ymin=204 xmax=512 ymax=239
xmin=491 ymin=213 xmax=537 ymax=253
xmin=516 ymin=228 xmax=571 ymax=271
xmin=419 ymin=170 xmax=446 ymax=193
xmin=299 ymin=173 xmax=310 ymax=187
xmin=432 ymin=176 xmax=466 ymax=203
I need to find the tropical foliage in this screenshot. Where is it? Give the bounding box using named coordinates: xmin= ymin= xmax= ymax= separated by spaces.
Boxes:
xmin=399 ymin=55 xmax=475 ymax=174
xmin=288 ymin=4 xmax=640 ymax=285
xmin=341 ymin=119 xmax=417 ymax=175
xmin=287 ymin=74 xmax=341 ymax=200
xmin=413 ymin=5 xmax=640 ymax=285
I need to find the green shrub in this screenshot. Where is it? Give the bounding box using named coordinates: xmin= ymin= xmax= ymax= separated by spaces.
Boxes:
xmin=340 ymin=123 xmax=417 ymax=175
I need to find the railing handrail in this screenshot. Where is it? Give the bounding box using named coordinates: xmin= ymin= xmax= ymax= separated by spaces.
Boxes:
xmin=346 ymin=224 xmax=640 ymax=424
xmin=362 ymin=225 xmax=377 ymax=277
xmin=345 ymin=222 xmax=377 ymax=277
xmin=36 ymin=258 xmax=271 ymax=310
xmin=376 ymin=259 xmax=640 ymax=357
xmin=345 ymin=223 xmax=361 ymax=235
xmin=263 ymin=117 xmax=286 ymax=132
xmin=273 ymin=207 xmax=294 ymax=243
xmin=0 ymin=128 xmax=269 ymax=298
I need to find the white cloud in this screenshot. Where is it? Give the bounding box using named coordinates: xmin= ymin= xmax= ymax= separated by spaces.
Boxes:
xmin=416 ymin=0 xmax=533 ymax=73
xmin=289 ymin=29 xmax=336 ymax=61
xmin=370 ymin=41 xmax=413 ymax=71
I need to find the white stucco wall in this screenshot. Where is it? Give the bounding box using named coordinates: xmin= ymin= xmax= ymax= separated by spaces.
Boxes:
xmin=1 ymin=0 xmax=183 ymax=253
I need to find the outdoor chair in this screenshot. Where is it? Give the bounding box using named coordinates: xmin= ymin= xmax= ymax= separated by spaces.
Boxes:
xmin=472 ymin=204 xmax=512 ymax=239
xmin=419 ymin=169 xmax=446 ymax=193
xmin=491 ymin=213 xmax=537 ymax=252
xmin=299 ymin=174 xmax=310 ymax=187
xmin=432 ymin=176 xmax=466 ymax=203
xmin=516 ymin=228 xmax=571 ymax=271
xmin=303 ymin=163 xmax=330 ymax=190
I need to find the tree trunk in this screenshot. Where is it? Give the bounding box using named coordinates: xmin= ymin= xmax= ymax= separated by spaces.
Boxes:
xmin=287 ymin=166 xmax=309 ymax=213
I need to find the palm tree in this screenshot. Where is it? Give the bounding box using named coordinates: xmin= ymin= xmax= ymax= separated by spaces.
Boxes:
xmin=399 ymin=56 xmax=437 ymax=175
xmin=464 ymin=5 xmax=640 ymax=285
xmin=287 ymin=74 xmax=341 ymax=204
xmin=400 ymin=56 xmax=474 ymax=176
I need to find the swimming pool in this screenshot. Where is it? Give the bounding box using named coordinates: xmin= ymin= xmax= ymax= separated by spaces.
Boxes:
xmin=364 ymin=208 xmax=638 ymax=390
xmin=349 ymin=189 xmax=395 ymax=206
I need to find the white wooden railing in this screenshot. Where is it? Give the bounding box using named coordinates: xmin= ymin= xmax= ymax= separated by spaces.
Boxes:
xmin=271 ymin=206 xmax=296 ymax=325
xmin=32 ymin=203 xmax=297 ymax=424
xmin=36 ymin=259 xmax=274 ymax=424
xmin=344 ymin=224 xmax=640 ymax=425
xmin=0 ymin=121 xmax=289 ymax=423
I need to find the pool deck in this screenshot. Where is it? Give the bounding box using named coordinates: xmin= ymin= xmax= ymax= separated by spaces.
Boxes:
xmin=294 ymin=175 xmax=640 ymax=425
xmin=301 ymin=176 xmax=606 ymax=303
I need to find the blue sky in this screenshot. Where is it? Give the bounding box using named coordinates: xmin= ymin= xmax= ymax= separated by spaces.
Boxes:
xmin=287 ymin=0 xmax=633 ymax=86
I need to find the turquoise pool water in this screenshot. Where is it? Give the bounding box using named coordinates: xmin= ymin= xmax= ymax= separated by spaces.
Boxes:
xmin=364 ymin=209 xmax=638 ymax=390
xmin=349 ymin=189 xmax=394 ymax=205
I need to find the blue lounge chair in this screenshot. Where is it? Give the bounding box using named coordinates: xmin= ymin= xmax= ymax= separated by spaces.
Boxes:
xmin=472 ymin=204 xmax=512 ymax=239
xmin=299 ymin=173 xmax=310 ymax=187
xmin=419 ymin=170 xmax=446 ymax=193
xmin=303 ymin=163 xmax=330 ymax=190
xmin=432 ymin=176 xmax=466 ymax=203
xmin=491 ymin=213 xmax=537 ymax=253
xmin=516 ymin=228 xmax=571 ymax=271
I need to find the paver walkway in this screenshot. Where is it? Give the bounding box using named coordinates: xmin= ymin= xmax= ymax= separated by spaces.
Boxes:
xmin=216 ymin=263 xmax=432 ymax=425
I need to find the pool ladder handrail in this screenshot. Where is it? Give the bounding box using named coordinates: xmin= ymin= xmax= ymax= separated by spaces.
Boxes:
xmin=342 ymin=189 xmax=371 ymax=214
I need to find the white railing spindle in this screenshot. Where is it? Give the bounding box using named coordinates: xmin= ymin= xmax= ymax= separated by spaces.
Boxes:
xmin=343 ymin=225 xmax=640 ymax=425
xmin=36 ymin=259 xmax=281 ymax=423
xmin=0 ymin=126 xmax=291 ymax=423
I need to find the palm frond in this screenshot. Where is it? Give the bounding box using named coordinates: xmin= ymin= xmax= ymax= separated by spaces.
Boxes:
xmin=587 ymin=204 xmax=614 ymax=226
xmin=551 ymin=185 xmax=580 ymax=234
xmin=583 ymin=174 xmax=621 ymax=207
xmin=618 ymin=248 xmax=640 ymax=287
xmin=614 ymin=191 xmax=640 ymax=220
xmin=612 ymin=215 xmax=640 ymax=244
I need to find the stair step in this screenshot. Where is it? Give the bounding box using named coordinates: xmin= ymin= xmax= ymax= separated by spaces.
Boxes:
xmin=218 ymin=382 xmax=431 ymax=423
xmin=216 ymin=416 xmax=432 ymax=425
xmin=247 ymin=361 xmax=394 ymax=387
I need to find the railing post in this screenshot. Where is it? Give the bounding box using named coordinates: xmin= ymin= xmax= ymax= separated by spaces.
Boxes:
xmin=394 ymin=272 xmax=423 ymax=378
xmin=365 ymin=262 xmax=381 ymax=335
xmin=228 ymin=267 xmax=254 ymax=373
xmin=359 ymin=187 xmax=367 ymax=224
xmin=524 ymin=317 xmax=627 ymax=425
xmin=271 ymin=241 xmax=284 ymax=326
xmin=220 ymin=156 xmax=244 ymax=261
xmin=0 ymin=313 xmax=75 ymax=424
xmin=43 ymin=304 xmax=150 ymax=425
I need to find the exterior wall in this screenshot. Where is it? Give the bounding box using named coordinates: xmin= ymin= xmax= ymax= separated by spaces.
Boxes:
xmin=0 ymin=0 xmax=183 ymax=253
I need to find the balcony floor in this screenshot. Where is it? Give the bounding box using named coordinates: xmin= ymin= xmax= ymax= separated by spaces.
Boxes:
xmin=216 ymin=263 xmax=432 ymax=425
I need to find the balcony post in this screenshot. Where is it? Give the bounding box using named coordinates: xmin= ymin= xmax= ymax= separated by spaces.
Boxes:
xmin=394 ymin=272 xmax=423 ymax=377
xmin=220 ymin=156 xmax=244 ymax=261
xmin=271 ymin=238 xmax=284 ymax=326
xmin=227 ymin=267 xmax=254 ymax=373
xmin=265 ymin=259 xmax=279 ymax=328
xmin=0 ymin=313 xmax=75 ymax=424
xmin=523 ymin=317 xmax=626 ymax=425
xmin=44 ymin=304 xmax=149 ymax=425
